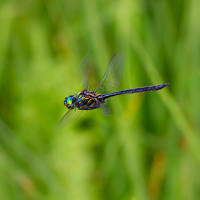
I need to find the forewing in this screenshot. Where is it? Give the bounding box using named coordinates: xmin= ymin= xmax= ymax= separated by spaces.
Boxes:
xmin=56 ymin=110 xmax=72 ymax=129
xmin=79 ymin=52 xmax=99 ymax=91
xmin=95 ymin=53 xmax=125 ymax=93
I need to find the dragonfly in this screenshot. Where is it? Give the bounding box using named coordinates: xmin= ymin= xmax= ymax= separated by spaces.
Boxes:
xmin=61 ymin=54 xmax=168 ymax=123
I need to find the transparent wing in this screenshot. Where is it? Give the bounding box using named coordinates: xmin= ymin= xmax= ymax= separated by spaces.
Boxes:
xmin=79 ymin=52 xmax=125 ymax=93
xmin=56 ymin=110 xmax=72 ymax=129
xmin=95 ymin=53 xmax=125 ymax=93
xmin=101 ymin=101 xmax=112 ymax=115
xmin=79 ymin=51 xmax=99 ymax=91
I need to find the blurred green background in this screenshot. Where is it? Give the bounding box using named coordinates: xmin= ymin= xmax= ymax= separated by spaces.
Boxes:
xmin=0 ymin=0 xmax=200 ymax=199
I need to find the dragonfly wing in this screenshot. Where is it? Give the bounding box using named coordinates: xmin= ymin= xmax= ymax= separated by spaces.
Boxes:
xmin=56 ymin=110 xmax=72 ymax=129
xmin=80 ymin=52 xmax=91 ymax=90
xmin=100 ymin=101 xmax=112 ymax=115
xmin=79 ymin=51 xmax=99 ymax=91
xmin=95 ymin=53 xmax=125 ymax=93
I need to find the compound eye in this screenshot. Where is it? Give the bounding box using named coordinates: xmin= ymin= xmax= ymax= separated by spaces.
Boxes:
xmin=64 ymin=96 xmax=74 ymax=109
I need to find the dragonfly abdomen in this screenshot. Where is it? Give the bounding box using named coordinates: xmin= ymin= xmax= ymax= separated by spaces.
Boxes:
xmin=102 ymin=83 xmax=169 ymax=100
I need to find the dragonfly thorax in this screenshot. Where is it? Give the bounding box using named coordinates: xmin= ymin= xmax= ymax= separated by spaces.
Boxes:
xmin=64 ymin=90 xmax=104 ymax=110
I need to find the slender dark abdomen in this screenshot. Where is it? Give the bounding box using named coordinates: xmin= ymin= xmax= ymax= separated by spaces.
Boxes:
xmin=102 ymin=83 xmax=169 ymax=100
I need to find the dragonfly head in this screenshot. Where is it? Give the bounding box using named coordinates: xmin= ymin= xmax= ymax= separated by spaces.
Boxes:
xmin=64 ymin=95 xmax=77 ymax=109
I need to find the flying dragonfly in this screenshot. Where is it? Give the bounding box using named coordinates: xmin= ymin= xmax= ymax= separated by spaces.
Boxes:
xmin=61 ymin=54 xmax=168 ymax=123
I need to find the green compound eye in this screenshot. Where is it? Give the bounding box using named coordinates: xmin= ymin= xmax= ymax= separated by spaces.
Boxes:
xmin=67 ymin=97 xmax=73 ymax=105
xmin=64 ymin=96 xmax=76 ymax=109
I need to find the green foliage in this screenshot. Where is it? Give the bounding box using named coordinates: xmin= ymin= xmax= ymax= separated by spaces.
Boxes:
xmin=0 ymin=0 xmax=200 ymax=199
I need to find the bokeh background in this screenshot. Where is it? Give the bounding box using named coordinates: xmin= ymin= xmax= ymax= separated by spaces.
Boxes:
xmin=0 ymin=0 xmax=200 ymax=199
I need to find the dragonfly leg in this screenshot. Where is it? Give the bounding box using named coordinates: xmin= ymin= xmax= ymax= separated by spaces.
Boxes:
xmin=78 ymin=104 xmax=101 ymax=110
